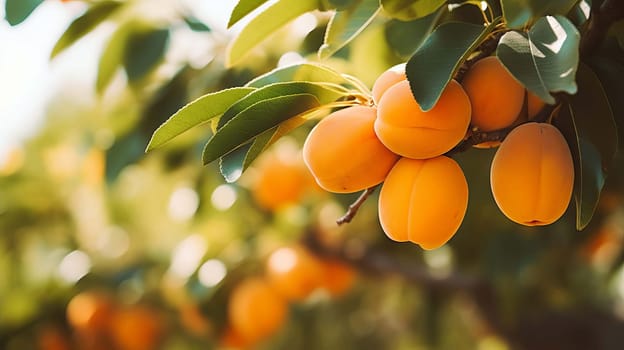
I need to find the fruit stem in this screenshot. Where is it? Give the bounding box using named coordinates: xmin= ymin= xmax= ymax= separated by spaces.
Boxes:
xmin=445 ymin=102 xmax=556 ymax=156
xmin=336 ymin=186 xmax=378 ymax=225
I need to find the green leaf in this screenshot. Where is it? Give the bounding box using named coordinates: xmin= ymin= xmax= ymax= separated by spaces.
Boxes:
xmin=586 ymin=48 xmax=624 ymax=144
xmin=406 ymin=19 xmax=497 ymax=111
xmin=220 ymin=109 xmax=326 ymax=182
xmin=97 ymin=22 xmax=133 ymax=93
xmin=497 ymin=15 xmax=580 ymax=105
xmin=567 ymin=0 xmax=591 ymax=26
xmin=184 ymin=16 xmax=211 ymax=31
xmin=325 ymin=0 xmax=360 ymax=10
xmin=217 ymin=81 xmax=347 ymax=129
xmin=555 ymin=64 xmax=618 ymax=230
xmin=385 ymin=7 xmax=443 ymax=58
xmin=501 ymin=0 xmax=579 ymax=28
xmin=51 ymin=1 xmax=123 ymax=58
xmin=227 ymin=0 xmax=270 ymax=28
xmin=246 ymin=63 xmax=355 ymax=88
xmin=204 ymin=94 xmax=321 ymax=165
xmin=318 ymin=0 xmax=381 ymax=59
xmin=146 ymin=87 xmax=256 ymax=151
xmin=5 ymin=0 xmax=43 ymax=26
xmin=380 ymin=0 xmax=446 ymax=21
xmin=123 ymin=27 xmax=169 ymax=82
xmin=226 ymin=0 xmax=319 ymax=67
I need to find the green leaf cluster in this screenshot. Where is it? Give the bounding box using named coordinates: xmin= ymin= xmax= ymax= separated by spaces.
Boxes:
xmin=147 ymin=63 xmax=364 ymax=182
xmin=144 ymin=0 xmax=623 ymax=231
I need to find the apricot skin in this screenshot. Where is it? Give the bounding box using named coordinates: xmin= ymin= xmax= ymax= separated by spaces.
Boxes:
xmin=371 ymin=63 xmax=406 ymax=105
xmin=228 ymin=277 xmax=287 ymax=344
xmin=378 ymin=156 xmax=469 ymax=250
xmin=375 ymin=80 xmax=471 ymax=159
xmin=490 ymin=122 xmax=574 ymax=226
xmin=462 ymin=56 xmax=524 ymax=131
xmin=251 ymin=154 xmax=310 ymax=211
xmin=303 ymin=106 xmax=399 ymax=193
xmin=266 ymin=245 xmax=324 ymax=301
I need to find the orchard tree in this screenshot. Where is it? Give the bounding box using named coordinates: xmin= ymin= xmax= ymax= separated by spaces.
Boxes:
xmin=3 ymin=0 xmax=624 ymax=349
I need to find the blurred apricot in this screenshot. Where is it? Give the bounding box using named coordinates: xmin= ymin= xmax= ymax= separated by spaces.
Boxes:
xmin=462 ymin=56 xmax=524 ymax=131
xmin=66 ymin=291 xmax=113 ymax=334
xmin=178 ymin=303 xmax=212 ymax=337
xmin=251 ymin=151 xmax=313 ymax=211
xmin=220 ymin=325 xmax=253 ymax=349
xmin=110 ymin=305 xmax=165 ymax=350
xmin=266 ymin=245 xmax=324 ymax=301
xmin=0 ymin=146 xmax=24 ymax=176
xmin=303 ymin=106 xmax=399 ymax=193
xmin=81 ymin=149 xmax=106 ymax=186
xmin=318 ymin=258 xmax=357 ymax=297
xmin=371 ymin=63 xmax=406 ymax=105
xmin=378 ymin=156 xmax=469 ymax=250
xmin=228 ymin=277 xmax=287 ymax=344
xmin=37 ymin=324 xmax=71 ymax=350
xmin=490 ymin=122 xmax=574 ymax=226
xmin=375 ymin=80 xmax=471 ymax=159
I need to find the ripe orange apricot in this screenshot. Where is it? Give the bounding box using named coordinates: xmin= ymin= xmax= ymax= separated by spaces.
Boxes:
xmin=251 ymin=151 xmax=312 ymax=211
xmin=375 ymin=80 xmax=471 ymax=159
xmin=462 ymin=56 xmax=524 ymax=131
xmin=318 ymin=259 xmax=357 ymax=297
xmin=228 ymin=277 xmax=287 ymax=344
xmin=371 ymin=63 xmax=406 ymax=105
xmin=109 ymin=305 xmax=165 ymax=350
xmin=490 ymin=122 xmax=574 ymax=226
xmin=266 ymin=245 xmax=324 ymax=301
xmin=527 ymin=91 xmax=546 ymax=120
xmin=378 ymin=156 xmax=469 ymax=250
xmin=66 ymin=291 xmax=113 ymax=334
xmin=220 ymin=325 xmax=253 ymax=349
xmin=37 ymin=325 xmax=71 ymax=350
xmin=303 ymin=106 xmax=399 ymax=193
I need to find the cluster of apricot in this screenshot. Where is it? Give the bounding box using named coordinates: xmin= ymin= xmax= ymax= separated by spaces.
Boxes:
xmin=62 ymin=291 xmax=165 ymax=350
xmin=303 ymin=56 xmax=575 ymax=249
xmin=222 ymin=244 xmax=356 ymax=348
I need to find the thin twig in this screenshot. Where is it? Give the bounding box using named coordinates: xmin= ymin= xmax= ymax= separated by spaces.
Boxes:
xmin=336 ymin=186 xmax=378 ymax=225
xmin=445 ymin=101 xmax=556 ymax=157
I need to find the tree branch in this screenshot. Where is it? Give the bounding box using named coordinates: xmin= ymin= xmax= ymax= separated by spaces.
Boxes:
xmin=336 ymin=186 xmax=378 ymax=225
xmin=302 ymin=229 xmax=481 ymax=291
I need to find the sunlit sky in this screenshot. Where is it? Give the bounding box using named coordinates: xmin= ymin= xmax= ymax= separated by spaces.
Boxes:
xmin=0 ymin=0 xmax=239 ymax=160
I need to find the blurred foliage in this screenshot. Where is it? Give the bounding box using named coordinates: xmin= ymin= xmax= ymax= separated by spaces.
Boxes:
xmin=1 ymin=1 xmax=624 ymax=350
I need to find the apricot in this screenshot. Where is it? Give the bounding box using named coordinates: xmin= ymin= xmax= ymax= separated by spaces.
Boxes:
xmin=378 ymin=156 xmax=469 ymax=250
xmin=266 ymin=245 xmax=324 ymax=301
xmin=527 ymin=91 xmax=546 ymax=120
xmin=318 ymin=259 xmax=357 ymax=297
xmin=220 ymin=325 xmax=253 ymax=349
xmin=37 ymin=325 xmax=71 ymax=350
xmin=375 ymin=80 xmax=471 ymax=159
xmin=228 ymin=277 xmax=287 ymax=343
xmin=461 ymin=56 xmax=524 ymax=131
xmin=303 ymin=106 xmax=399 ymax=193
xmin=109 ymin=305 xmax=165 ymax=350
xmin=371 ymin=63 xmax=406 ymax=105
xmin=66 ymin=291 xmax=113 ymax=334
xmin=251 ymin=151 xmax=312 ymax=211
xmin=490 ymin=122 xmax=574 ymax=226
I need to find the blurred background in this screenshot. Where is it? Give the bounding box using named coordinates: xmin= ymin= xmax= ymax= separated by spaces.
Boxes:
xmin=1 ymin=0 xmax=624 ymax=349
